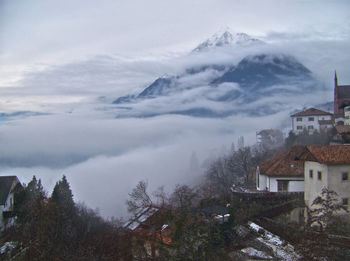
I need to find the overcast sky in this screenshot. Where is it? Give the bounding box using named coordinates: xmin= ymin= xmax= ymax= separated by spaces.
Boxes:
xmin=1 ymin=0 xmax=349 ymax=86
xmin=0 ymin=0 xmax=349 ymax=218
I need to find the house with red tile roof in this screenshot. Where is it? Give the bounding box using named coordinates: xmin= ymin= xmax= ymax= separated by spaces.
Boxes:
xmin=290 ymin=108 xmax=333 ymax=135
xmin=299 ymin=145 xmax=350 ymax=211
xmin=256 ymin=146 xmax=307 ymax=192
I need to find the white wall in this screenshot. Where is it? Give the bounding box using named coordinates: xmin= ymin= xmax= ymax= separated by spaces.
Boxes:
xmin=257 ymin=172 xmax=304 ymax=192
xmin=256 ymin=167 xmax=267 ymax=191
xmin=4 ymin=193 xmax=14 ymax=212
xmin=268 ymin=176 xmax=304 ymax=192
xmin=328 ymin=165 xmax=350 ymax=211
xmin=292 ymin=115 xmax=332 ymax=134
xmin=345 ymin=106 xmax=350 ymax=125
xmin=304 ymin=161 xmax=328 ymax=208
xmin=288 ymin=180 xmax=305 ymax=192
xmin=305 ymin=161 xmax=350 ymax=214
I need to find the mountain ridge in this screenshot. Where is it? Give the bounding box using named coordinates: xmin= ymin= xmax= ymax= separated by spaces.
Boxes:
xmin=112 ymin=30 xmax=320 ymax=118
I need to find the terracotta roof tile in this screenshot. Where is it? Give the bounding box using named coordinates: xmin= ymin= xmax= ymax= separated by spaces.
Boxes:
xmin=258 ymin=146 xmax=306 ymax=177
xmin=303 ymin=145 xmax=350 ymax=165
xmin=291 ymin=108 xmax=332 ymax=117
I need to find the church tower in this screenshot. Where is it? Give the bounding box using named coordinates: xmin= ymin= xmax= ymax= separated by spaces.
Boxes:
xmin=334 ymin=71 xmax=339 ymax=116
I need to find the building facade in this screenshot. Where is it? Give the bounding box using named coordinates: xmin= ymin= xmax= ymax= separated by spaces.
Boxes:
xmin=334 ymin=72 xmax=350 ymax=125
xmin=345 ymin=105 xmax=350 ymax=125
xmin=0 ymin=176 xmax=22 ymax=231
xmin=301 ymin=145 xmax=350 ymax=212
xmin=256 ymin=146 xmax=306 ymax=192
xmin=291 ymin=108 xmax=333 ymax=135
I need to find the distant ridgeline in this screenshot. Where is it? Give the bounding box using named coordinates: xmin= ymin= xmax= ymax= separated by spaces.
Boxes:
xmin=113 ymin=31 xmax=319 ymax=118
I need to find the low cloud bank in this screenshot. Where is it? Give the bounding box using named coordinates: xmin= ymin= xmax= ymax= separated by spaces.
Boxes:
xmin=0 ymin=35 xmax=349 ymax=218
xmin=0 ymin=111 xmax=291 ymax=218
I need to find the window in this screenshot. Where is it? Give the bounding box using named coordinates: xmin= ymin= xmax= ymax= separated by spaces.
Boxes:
xmin=308 ymin=117 xmax=314 ymax=121
xmin=297 ymin=126 xmax=303 ymax=130
xmin=309 ymin=170 xmax=313 ymax=179
xmin=308 ymin=125 xmax=314 ymax=130
xmin=277 ymin=180 xmax=289 ymax=192
xmin=342 ymin=198 xmax=349 ymax=206
xmin=318 ymin=171 xmax=322 ymax=180
xmin=342 ymin=172 xmax=349 ymax=181
xmin=296 ymin=117 xmax=302 ymax=122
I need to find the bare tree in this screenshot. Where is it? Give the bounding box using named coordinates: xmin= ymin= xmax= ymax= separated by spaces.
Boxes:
xmin=170 ymin=184 xmax=197 ymax=210
xmin=126 ymin=180 xmax=153 ymax=214
xmin=152 ymin=186 xmax=169 ymax=208
xmin=205 ymin=158 xmax=233 ymax=198
xmin=227 ymin=147 xmax=253 ymax=185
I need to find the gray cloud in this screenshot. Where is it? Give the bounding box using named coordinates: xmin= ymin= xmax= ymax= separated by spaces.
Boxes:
xmin=0 ymin=0 xmax=350 ymax=218
xmin=0 ymin=111 xmax=291 ymax=218
xmin=0 ymin=36 xmax=349 ymax=219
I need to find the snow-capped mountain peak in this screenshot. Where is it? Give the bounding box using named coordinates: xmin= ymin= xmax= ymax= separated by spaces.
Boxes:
xmin=193 ymin=30 xmax=264 ymax=52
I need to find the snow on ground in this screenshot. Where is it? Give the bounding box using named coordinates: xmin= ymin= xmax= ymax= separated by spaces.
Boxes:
xmin=0 ymin=242 xmax=17 ymax=254
xmin=241 ymin=247 xmax=273 ymax=259
xmin=248 ymin=221 xmax=301 ymax=261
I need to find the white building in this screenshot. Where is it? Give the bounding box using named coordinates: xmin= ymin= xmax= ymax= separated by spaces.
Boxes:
xmin=345 ymin=105 xmax=350 ymax=125
xmin=256 ymin=146 xmax=306 ymax=192
xmin=0 ymin=176 xmax=22 ymax=231
xmin=291 ymin=108 xmax=333 ymax=135
xmin=301 ymin=145 xmax=350 ymax=211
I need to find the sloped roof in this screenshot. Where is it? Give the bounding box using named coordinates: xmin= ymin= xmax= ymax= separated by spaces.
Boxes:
xmin=301 ymin=145 xmax=350 ymax=165
xmin=338 ymin=85 xmax=350 ymax=99
xmin=124 ymin=206 xmax=172 ymax=245
xmin=123 ymin=206 xmax=159 ymax=231
xmin=0 ymin=176 xmax=19 ymax=205
xmin=291 ymin=108 xmax=332 ymax=117
xmin=335 ymin=125 xmax=350 ymax=134
xmin=258 ymin=146 xmax=307 ymax=177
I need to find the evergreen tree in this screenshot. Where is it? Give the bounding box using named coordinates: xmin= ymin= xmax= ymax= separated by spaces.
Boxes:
xmin=309 ymin=187 xmax=348 ymax=231
xmin=51 ymin=175 xmax=75 ymax=214
xmin=51 ymin=175 xmax=78 ymax=259
xmin=14 ymin=175 xmax=46 ymax=224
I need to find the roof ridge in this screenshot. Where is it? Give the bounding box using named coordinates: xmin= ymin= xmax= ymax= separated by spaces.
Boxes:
xmin=291 ymin=107 xmax=332 ymax=117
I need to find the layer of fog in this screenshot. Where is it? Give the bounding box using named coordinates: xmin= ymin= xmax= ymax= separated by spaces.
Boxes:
xmin=0 ymin=37 xmax=349 ymax=218
xmin=0 ymin=111 xmax=290 ymax=218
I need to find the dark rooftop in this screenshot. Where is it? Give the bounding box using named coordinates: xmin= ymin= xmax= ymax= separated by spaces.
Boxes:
xmin=0 ymin=176 xmax=19 ymax=205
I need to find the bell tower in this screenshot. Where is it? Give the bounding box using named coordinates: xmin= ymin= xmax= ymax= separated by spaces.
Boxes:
xmin=334 ymin=71 xmax=338 ymax=115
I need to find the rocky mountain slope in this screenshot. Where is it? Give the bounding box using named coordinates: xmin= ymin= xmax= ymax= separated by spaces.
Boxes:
xmin=113 ymin=31 xmax=319 ymax=118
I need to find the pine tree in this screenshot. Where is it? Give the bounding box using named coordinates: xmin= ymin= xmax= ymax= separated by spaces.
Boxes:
xmin=309 ymin=187 xmax=348 ymax=231
xmin=14 ymin=176 xmax=46 ymax=223
xmin=51 ymin=175 xmax=74 ymax=211
xmin=51 ymin=175 xmax=77 ymax=259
